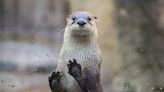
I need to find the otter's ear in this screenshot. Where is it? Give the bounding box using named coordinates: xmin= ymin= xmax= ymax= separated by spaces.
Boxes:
xmin=93 ymin=16 xmax=97 ymax=20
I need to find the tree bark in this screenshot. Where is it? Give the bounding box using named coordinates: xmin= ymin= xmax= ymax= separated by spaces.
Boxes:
xmin=113 ymin=0 xmax=164 ymax=92
xmin=0 ymin=0 xmax=70 ymax=42
xmin=0 ymin=0 xmax=5 ymax=30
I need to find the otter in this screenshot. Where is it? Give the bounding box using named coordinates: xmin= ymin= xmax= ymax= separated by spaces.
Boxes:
xmin=49 ymin=11 xmax=103 ymax=92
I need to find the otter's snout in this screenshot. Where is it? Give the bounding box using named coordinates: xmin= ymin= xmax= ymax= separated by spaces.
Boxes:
xmin=77 ymin=21 xmax=86 ymax=26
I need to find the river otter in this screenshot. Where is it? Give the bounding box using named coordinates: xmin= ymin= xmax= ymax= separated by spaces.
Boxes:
xmin=49 ymin=11 xmax=103 ymax=92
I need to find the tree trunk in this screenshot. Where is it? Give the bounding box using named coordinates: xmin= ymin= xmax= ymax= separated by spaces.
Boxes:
xmin=1 ymin=0 xmax=70 ymax=42
xmin=113 ymin=0 xmax=164 ymax=92
xmin=0 ymin=0 xmax=5 ymax=30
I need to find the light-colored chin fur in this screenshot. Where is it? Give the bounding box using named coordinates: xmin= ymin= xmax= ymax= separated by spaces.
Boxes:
xmin=63 ymin=25 xmax=98 ymax=46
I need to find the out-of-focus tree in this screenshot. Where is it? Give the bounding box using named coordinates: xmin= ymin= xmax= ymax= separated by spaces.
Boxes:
xmin=1 ymin=0 xmax=70 ymax=42
xmin=113 ymin=0 xmax=164 ymax=92
xmin=0 ymin=0 xmax=5 ymax=30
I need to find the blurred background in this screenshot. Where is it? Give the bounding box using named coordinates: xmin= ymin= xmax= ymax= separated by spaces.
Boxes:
xmin=0 ymin=0 xmax=164 ymax=92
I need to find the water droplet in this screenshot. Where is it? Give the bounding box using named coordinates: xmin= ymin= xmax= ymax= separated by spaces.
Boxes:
xmin=152 ymin=87 xmax=154 ymax=90
xmin=136 ymin=47 xmax=147 ymax=54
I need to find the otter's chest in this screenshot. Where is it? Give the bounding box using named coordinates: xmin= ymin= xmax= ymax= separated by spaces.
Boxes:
xmin=60 ymin=46 xmax=100 ymax=68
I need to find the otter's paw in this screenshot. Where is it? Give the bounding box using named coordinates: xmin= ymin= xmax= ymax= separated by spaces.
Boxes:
xmin=49 ymin=71 xmax=61 ymax=91
xmin=67 ymin=59 xmax=81 ymax=79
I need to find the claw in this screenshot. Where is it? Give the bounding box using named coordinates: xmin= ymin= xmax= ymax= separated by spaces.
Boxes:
xmin=73 ymin=59 xmax=77 ymax=63
xmin=69 ymin=60 xmax=72 ymax=63
xmin=67 ymin=59 xmax=82 ymax=79
xmin=49 ymin=71 xmax=62 ymax=91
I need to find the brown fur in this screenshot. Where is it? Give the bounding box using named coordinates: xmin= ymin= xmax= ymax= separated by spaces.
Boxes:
xmin=49 ymin=11 xmax=103 ymax=92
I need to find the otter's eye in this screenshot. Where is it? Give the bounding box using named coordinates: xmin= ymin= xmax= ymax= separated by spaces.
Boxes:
xmin=87 ymin=17 xmax=91 ymax=21
xmin=72 ymin=17 xmax=76 ymax=21
xmin=94 ymin=16 xmax=97 ymax=19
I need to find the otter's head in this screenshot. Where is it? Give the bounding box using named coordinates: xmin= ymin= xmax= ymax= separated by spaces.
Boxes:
xmin=65 ymin=11 xmax=98 ymax=37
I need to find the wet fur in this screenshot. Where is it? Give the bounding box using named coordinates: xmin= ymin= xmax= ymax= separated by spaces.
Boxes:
xmin=49 ymin=11 xmax=103 ymax=92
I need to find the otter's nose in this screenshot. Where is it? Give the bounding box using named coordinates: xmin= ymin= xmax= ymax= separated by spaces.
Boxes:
xmin=77 ymin=21 xmax=86 ymax=26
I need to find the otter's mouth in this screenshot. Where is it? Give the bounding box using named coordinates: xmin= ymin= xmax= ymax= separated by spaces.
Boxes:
xmin=72 ymin=28 xmax=91 ymax=36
